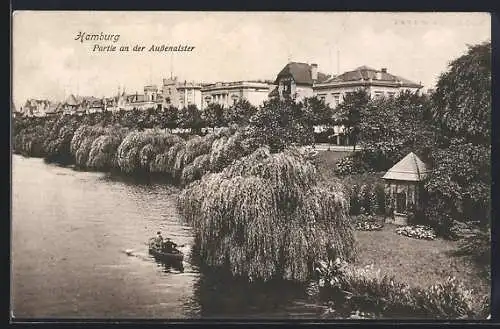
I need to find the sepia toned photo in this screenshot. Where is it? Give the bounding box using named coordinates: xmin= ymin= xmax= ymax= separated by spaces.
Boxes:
xmin=11 ymin=11 xmax=491 ymax=320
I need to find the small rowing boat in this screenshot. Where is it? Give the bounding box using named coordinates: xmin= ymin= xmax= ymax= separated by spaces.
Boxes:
xmin=148 ymin=237 xmax=184 ymax=263
xmin=148 ymin=247 xmax=184 ymax=262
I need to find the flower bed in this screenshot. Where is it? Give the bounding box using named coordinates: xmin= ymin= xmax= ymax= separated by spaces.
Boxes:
xmin=354 ymin=214 xmax=384 ymax=231
xmin=395 ymin=225 xmax=436 ymax=240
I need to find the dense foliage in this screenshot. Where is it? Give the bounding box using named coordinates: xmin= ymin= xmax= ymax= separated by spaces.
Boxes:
xmin=178 ymin=146 xmax=355 ymax=282
xmin=245 ymin=98 xmax=315 ymax=152
xmin=336 ymin=90 xmax=371 ymax=150
xmin=424 ymin=42 xmax=491 ymax=237
xmin=314 ymin=260 xmax=483 ymax=319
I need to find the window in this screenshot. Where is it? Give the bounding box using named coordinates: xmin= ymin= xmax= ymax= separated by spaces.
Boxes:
xmin=318 ymin=94 xmax=326 ymax=102
xmin=388 ymin=92 xmax=396 ymax=98
xmin=374 ymin=91 xmax=384 ymax=99
xmin=282 ymin=81 xmax=292 ymax=96
xmin=396 ymin=192 xmax=407 ymax=214
xmin=333 ymin=93 xmax=340 ymax=107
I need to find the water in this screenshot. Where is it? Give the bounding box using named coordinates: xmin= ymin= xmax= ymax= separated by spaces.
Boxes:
xmin=11 ymin=155 xmax=328 ymax=319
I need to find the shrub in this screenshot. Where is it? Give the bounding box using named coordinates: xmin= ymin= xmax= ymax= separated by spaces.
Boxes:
xmin=315 ymin=260 xmax=476 ymax=318
xmin=334 ymin=156 xmax=368 ymax=176
xmin=457 ymin=227 xmax=491 ymax=266
xmin=348 ymin=183 xmax=386 ymax=216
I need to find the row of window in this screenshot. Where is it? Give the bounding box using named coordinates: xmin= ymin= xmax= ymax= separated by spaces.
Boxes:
xmin=317 ymin=90 xmax=398 ymax=106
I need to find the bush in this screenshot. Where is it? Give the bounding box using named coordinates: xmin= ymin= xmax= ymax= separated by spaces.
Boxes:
xmin=334 ymin=155 xmax=369 ymax=176
xmin=315 ymin=260 xmax=477 ymax=318
xmin=457 ymin=227 xmax=491 ymax=266
xmin=348 ymin=183 xmax=386 ymax=216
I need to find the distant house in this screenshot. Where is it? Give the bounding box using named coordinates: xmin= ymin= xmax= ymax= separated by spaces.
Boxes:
xmin=178 ymin=81 xmax=202 ymax=109
xmin=274 ymin=62 xmax=330 ymax=102
xmin=382 ymin=152 xmax=430 ymax=226
xmin=45 ymin=102 xmax=62 ymax=117
xmin=63 ymin=94 xmax=83 ymax=115
xmin=22 ymin=99 xmax=51 ymax=117
xmin=201 ymin=80 xmax=272 ymax=109
xmin=314 ymin=65 xmax=423 ymax=108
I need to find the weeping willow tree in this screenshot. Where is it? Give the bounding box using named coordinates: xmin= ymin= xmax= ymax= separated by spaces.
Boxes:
xmin=44 ymin=124 xmax=79 ymax=163
xmin=70 ymin=125 xmax=109 ymax=168
xmin=178 ymin=146 xmax=355 ymax=282
xmin=208 ymin=130 xmax=256 ymax=173
xmin=180 ymin=154 xmax=211 ymax=186
xmin=86 ymin=126 xmax=130 ymax=171
xmin=116 ymin=130 xmax=182 ymax=174
xmin=150 ymin=140 xmax=186 ymax=176
xmin=13 ymin=124 xmax=49 ymax=157
xmin=171 ymin=133 xmax=220 ymax=180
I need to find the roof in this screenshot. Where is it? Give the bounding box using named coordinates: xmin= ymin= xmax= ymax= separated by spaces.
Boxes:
xmin=274 ymin=62 xmax=327 ymax=86
xmin=382 ymin=152 xmax=429 ymax=182
xmin=65 ymin=94 xmax=81 ymax=106
xmin=321 ymin=66 xmax=422 ymax=88
xmin=268 ymin=86 xmax=279 ymax=98
xmin=128 ymin=94 xmax=148 ymax=103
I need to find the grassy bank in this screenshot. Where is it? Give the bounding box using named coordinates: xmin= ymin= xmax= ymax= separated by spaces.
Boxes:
xmin=354 ymin=225 xmax=489 ymax=315
xmin=314 ymin=150 xmax=490 ymax=318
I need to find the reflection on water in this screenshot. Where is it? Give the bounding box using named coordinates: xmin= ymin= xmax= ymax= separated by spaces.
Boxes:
xmin=11 ymin=155 xmax=328 ymax=319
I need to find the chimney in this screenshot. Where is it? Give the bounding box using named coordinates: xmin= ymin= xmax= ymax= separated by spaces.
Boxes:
xmin=381 ymin=68 xmax=387 ymax=73
xmin=311 ymin=63 xmax=318 ymax=82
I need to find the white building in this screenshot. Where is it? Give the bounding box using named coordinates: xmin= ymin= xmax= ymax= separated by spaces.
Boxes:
xmin=272 ymin=62 xmax=423 ymax=145
xmin=273 ymin=62 xmax=422 ymax=107
xmin=314 ymin=65 xmax=423 ymax=108
xmin=201 ymin=81 xmax=273 ymax=109
xmin=177 ymin=81 xmax=203 ymax=109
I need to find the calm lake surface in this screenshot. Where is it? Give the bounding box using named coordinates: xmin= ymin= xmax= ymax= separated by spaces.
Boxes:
xmin=11 ymin=155 xmax=326 ymax=319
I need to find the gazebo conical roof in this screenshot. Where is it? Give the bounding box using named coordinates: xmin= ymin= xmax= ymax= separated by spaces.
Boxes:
xmin=382 ymin=152 xmax=429 ymax=182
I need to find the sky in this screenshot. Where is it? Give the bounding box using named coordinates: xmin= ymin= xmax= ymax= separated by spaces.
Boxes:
xmin=12 ymin=11 xmax=490 ymax=108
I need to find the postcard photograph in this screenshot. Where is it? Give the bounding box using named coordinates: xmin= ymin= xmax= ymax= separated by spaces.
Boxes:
xmin=11 ymin=11 xmax=491 ymax=320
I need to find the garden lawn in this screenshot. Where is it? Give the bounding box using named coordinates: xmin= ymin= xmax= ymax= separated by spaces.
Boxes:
xmin=354 ymin=223 xmax=490 ymax=310
xmin=314 ymin=150 xmax=352 ymax=179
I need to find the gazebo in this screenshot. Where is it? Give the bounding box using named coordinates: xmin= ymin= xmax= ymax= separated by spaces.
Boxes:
xmin=382 ymin=152 xmax=429 ymax=225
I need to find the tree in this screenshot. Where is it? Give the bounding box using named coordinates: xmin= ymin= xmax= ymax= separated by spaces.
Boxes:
xmin=431 ymin=41 xmax=491 ymax=145
xmin=302 ymin=97 xmax=335 ymax=127
xmin=179 ymin=104 xmax=205 ymax=134
xmin=246 ymin=98 xmax=314 ymax=153
xmin=161 ymin=106 xmax=179 ymax=131
xmin=424 ymin=41 xmax=491 ymax=232
xmin=224 ymin=99 xmax=257 ymax=126
xmin=356 ymin=90 xmax=435 ymax=171
xmin=337 ymin=89 xmax=371 ymax=150
xmin=202 ymin=103 xmax=225 ymax=128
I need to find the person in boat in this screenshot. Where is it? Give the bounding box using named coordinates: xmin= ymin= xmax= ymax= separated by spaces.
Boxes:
xmin=153 ymin=231 xmax=164 ymax=249
xmin=162 ymin=237 xmax=178 ymax=253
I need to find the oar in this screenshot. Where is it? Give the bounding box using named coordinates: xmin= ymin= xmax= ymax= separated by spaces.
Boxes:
xmin=143 ymin=242 xmax=187 ymax=248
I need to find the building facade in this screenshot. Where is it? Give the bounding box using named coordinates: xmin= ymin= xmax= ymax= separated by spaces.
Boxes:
xmin=177 ymin=81 xmax=203 ymax=109
xmin=274 ymin=62 xmax=331 ymax=102
xmin=21 ymin=99 xmax=52 ymax=117
xmin=274 ymin=62 xmax=422 ymax=106
xmin=313 ymin=65 xmax=423 ymax=108
xmin=201 ymin=80 xmax=273 ymax=109
xmin=273 ymin=62 xmax=423 ymax=145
